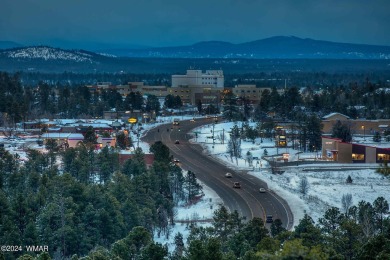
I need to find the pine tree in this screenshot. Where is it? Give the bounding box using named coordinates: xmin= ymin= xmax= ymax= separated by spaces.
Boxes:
xmin=173 ymin=232 xmax=185 ymax=258
xmin=373 ymin=132 xmax=381 ymax=142
xmin=331 ymin=120 xmax=352 ymax=142
xmin=373 ymin=197 xmax=389 ymax=234
xmin=184 ymin=171 xmax=202 ymax=203
xmin=270 ymin=219 xmax=286 ymax=237
xmin=150 ymin=141 xmax=171 ymax=163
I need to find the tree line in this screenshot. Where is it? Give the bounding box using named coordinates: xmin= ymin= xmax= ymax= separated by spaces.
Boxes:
xmin=1 ymin=71 xmax=390 ymax=127
xmin=0 ymin=139 xmax=202 ymax=259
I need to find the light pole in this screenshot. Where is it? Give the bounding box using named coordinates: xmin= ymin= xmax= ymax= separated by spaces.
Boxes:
xmin=137 ymin=123 xmax=140 ymax=148
xmin=362 ymin=125 xmax=365 ymax=140
xmin=212 ymin=123 xmax=215 ymax=148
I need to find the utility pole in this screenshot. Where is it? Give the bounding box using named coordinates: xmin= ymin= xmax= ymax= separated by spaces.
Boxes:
xmin=137 ymin=123 xmax=140 ymax=148
xmin=212 ymin=123 xmax=215 ymax=148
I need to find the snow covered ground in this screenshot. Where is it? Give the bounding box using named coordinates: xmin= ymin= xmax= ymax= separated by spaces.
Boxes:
xmin=153 ymin=181 xmax=223 ymax=251
xmin=193 ymin=121 xmax=389 ymax=224
xmin=2 ymin=117 xmax=389 ymax=252
xmin=151 ymin=119 xmax=390 ymax=251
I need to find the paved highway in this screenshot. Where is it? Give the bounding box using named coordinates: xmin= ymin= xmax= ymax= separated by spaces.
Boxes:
xmin=142 ymin=118 xmax=294 ymax=229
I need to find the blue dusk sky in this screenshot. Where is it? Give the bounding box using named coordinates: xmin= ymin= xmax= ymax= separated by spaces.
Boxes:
xmin=1 ymin=0 xmax=390 ymax=48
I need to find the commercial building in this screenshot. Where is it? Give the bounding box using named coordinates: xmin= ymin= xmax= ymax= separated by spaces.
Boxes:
xmin=172 ymin=70 xmax=224 ymax=88
xmin=232 ymin=85 xmax=271 ymax=104
xmin=87 ymin=82 xmax=168 ymax=98
xmin=167 ymin=85 xmax=221 ymax=105
xmin=41 ymin=133 xmax=84 ymax=148
xmin=86 ymin=71 xmax=276 ymax=107
xmin=322 ymin=113 xmax=390 ymax=135
xmin=322 ymin=136 xmax=390 ymax=163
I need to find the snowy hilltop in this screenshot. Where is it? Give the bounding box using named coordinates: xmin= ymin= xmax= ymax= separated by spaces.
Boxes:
xmin=2 ymin=46 xmax=96 ymax=62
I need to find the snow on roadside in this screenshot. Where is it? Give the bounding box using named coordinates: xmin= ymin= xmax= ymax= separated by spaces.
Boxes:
xmin=153 ymin=180 xmax=223 ymax=253
xmin=192 ymin=121 xmax=390 ymax=226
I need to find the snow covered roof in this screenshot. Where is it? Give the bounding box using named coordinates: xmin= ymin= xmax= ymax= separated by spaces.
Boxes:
xmin=41 ymin=133 xmax=84 ymax=139
xmin=65 ymin=123 xmax=112 ymax=128
xmin=55 ymin=119 xmax=85 ymax=125
xmin=322 ymin=113 xmax=350 ymax=120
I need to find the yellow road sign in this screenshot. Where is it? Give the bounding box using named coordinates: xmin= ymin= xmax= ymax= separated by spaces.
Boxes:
xmin=128 ymin=118 xmax=137 ymax=124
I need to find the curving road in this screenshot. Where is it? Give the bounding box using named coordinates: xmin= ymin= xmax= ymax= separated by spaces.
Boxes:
xmin=142 ymin=118 xmax=294 ymax=229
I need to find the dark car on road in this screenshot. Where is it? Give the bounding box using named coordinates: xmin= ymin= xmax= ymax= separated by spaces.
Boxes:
xmin=233 ymin=182 xmax=241 ymax=188
xmin=266 ymin=215 xmax=273 ymax=223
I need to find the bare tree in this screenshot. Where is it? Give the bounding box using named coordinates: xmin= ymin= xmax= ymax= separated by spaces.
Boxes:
xmin=246 ymin=151 xmax=253 ymax=166
xmin=216 ymin=131 xmax=225 ymax=144
xmin=227 ymin=134 xmax=241 ymax=160
xmin=341 ymin=193 xmax=353 ymax=215
xmin=299 ymin=176 xmax=310 ymax=195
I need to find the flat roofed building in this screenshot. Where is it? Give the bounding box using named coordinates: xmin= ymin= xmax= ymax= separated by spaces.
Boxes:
xmin=232 ymin=85 xmax=271 ymax=104
xmin=41 ymin=133 xmax=84 ymax=148
xmin=167 ymin=85 xmax=221 ymax=105
xmin=172 ymin=70 xmax=224 ymax=88
xmin=322 ymin=136 xmax=390 ymax=163
xmin=322 ymin=113 xmax=390 ymax=135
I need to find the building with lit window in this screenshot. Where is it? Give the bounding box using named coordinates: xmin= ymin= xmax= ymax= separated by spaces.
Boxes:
xmin=172 ymin=70 xmax=224 ymax=88
xmin=232 ymin=85 xmax=271 ymax=104
xmin=322 ymin=113 xmax=390 ymax=135
xmin=322 ymin=136 xmax=390 ymax=163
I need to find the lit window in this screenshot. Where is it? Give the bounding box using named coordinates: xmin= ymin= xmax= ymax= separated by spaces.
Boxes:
xmin=352 ymin=153 xmax=364 ymax=160
xmin=377 ymin=154 xmax=390 ymax=161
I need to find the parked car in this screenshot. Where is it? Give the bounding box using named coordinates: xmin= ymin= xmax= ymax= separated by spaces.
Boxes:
xmin=233 ymin=182 xmax=241 ymax=188
xmin=173 ymin=158 xmax=180 ymax=163
xmin=259 ymin=188 xmax=266 ymax=193
xmin=266 ymin=215 xmax=273 ymax=223
xmin=225 ymin=172 xmax=232 ymax=178
xmin=175 ymin=140 xmax=180 ymax=144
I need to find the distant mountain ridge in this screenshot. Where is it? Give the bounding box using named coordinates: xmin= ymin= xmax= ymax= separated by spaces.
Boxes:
xmin=107 ymin=36 xmax=390 ymax=59
xmin=1 ymin=38 xmax=390 ymax=74
xmin=2 ymin=36 xmax=390 ymax=59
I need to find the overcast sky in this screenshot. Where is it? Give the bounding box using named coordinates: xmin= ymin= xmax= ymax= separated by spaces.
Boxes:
xmin=1 ymin=0 xmax=390 ymax=48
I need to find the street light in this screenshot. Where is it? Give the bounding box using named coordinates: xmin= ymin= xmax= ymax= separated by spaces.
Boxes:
xmin=362 ymin=125 xmax=365 ymax=140
xmin=212 ymin=123 xmax=215 ymax=148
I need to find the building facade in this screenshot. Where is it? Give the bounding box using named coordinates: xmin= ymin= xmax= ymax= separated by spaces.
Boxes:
xmin=232 ymin=85 xmax=271 ymax=104
xmin=167 ymin=85 xmax=221 ymax=105
xmin=322 ymin=113 xmax=390 ymax=135
xmin=322 ymin=136 xmax=390 ymax=163
xmin=172 ymin=70 xmax=224 ymax=88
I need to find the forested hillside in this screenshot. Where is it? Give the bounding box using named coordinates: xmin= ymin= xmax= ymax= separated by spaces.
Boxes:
xmin=2 ymin=139 xmax=389 ymax=260
xmin=0 ymin=138 xmax=205 ymax=259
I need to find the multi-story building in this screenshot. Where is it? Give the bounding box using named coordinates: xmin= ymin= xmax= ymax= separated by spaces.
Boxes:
xmin=87 ymin=82 xmax=168 ymax=99
xmin=172 ymin=70 xmax=224 ymax=88
xmin=232 ymin=85 xmax=271 ymax=104
xmin=167 ymin=85 xmax=221 ymax=106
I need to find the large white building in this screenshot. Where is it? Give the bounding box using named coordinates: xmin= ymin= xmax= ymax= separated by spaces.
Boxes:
xmin=171 ymin=70 xmax=224 ymax=88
